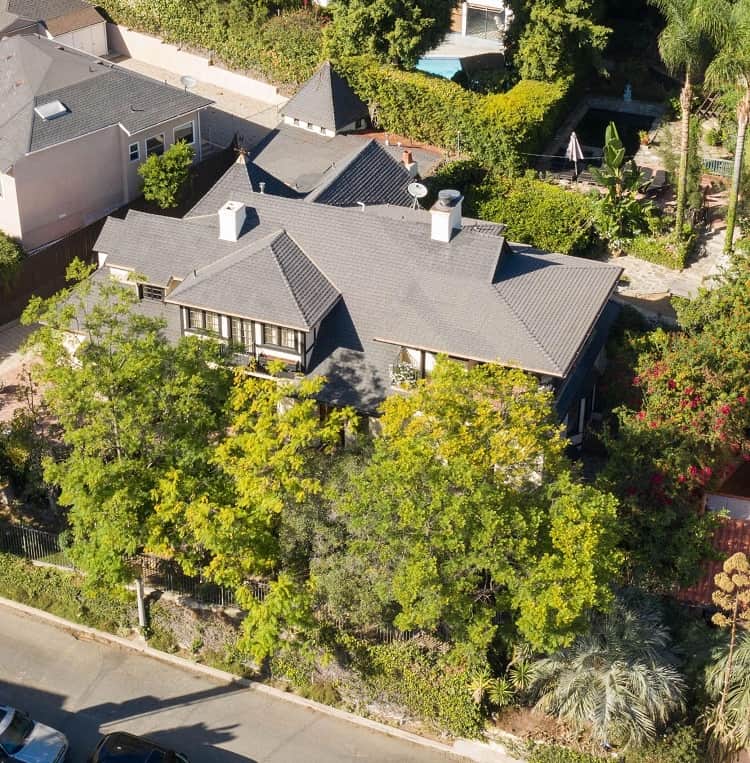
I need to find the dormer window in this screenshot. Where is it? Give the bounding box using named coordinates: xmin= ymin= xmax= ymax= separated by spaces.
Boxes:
xmin=140 ymin=284 xmax=164 ymax=301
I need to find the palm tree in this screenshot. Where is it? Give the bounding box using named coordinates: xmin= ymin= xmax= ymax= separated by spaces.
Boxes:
xmin=649 ymin=0 xmax=726 ymax=237
xmin=529 ymin=598 xmax=686 ymax=750
xmin=705 ymin=631 xmax=750 ymax=761
xmin=705 ymin=0 xmax=750 ymax=253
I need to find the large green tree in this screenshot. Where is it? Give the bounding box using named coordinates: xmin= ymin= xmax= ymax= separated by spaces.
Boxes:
xmin=314 ymin=357 xmax=621 ymax=658
xmin=21 ymin=261 xmax=231 ymax=587
xmin=138 ymin=140 xmax=195 ymax=209
xmin=704 ymin=0 xmax=750 ymax=253
xmin=324 ymin=0 xmax=455 ymax=68
xmin=649 ymin=0 xmax=725 ymax=237
xmin=510 ymin=0 xmax=610 ymax=81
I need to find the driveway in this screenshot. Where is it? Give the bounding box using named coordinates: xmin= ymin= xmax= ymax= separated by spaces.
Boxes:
xmin=0 ymin=606 xmax=463 ymax=763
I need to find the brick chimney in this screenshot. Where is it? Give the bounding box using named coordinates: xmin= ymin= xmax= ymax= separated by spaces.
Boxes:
xmin=430 ymin=189 xmax=463 ymax=242
xmin=219 ymin=201 xmax=245 ymax=242
xmin=401 ymin=149 xmax=419 ymax=178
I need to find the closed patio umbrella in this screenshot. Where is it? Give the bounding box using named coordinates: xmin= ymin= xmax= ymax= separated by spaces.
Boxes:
xmin=565 ymin=131 xmax=584 ymax=178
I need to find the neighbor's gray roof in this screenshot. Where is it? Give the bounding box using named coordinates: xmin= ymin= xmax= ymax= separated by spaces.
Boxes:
xmin=95 ymin=157 xmax=621 ymax=410
xmin=305 ymin=139 xmax=412 ymax=207
xmin=45 ymin=4 xmax=103 ymax=34
xmin=4 ymin=0 xmax=91 ymax=18
xmin=281 ymin=61 xmax=368 ymax=133
xmin=166 ymin=229 xmax=341 ymax=331
xmin=0 ymin=35 xmax=211 ymax=171
xmin=0 ymin=0 xmax=103 ymax=35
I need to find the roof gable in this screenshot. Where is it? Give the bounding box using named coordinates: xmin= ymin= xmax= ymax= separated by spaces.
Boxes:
xmin=305 ymin=139 xmax=412 ymax=208
xmin=281 ymin=61 xmax=368 ymax=133
xmin=166 ymin=229 xmax=341 ymax=331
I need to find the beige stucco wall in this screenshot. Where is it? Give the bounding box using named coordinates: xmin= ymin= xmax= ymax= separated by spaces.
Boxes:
xmin=0 ymin=173 xmax=22 ymax=241
xmin=11 ymin=107 xmax=204 ymax=251
xmin=13 ymin=126 xmax=124 ymax=250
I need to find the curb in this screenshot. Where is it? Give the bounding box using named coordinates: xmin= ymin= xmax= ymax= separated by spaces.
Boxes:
xmin=0 ymin=597 xmax=521 ymax=762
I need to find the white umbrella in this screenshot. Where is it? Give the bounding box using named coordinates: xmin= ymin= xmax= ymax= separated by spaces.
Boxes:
xmin=565 ymin=131 xmax=584 ymax=178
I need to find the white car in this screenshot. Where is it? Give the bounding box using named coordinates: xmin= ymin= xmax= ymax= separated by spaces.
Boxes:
xmin=0 ymin=706 xmax=68 ymax=763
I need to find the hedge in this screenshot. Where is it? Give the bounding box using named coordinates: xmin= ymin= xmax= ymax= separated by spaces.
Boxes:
xmin=0 ymin=553 xmax=136 ymax=633
xmin=0 ymin=232 xmax=23 ymax=289
xmin=625 ymin=232 xmax=693 ymax=270
xmin=337 ymin=57 xmax=572 ymax=172
xmin=98 ymin=0 xmax=325 ymax=89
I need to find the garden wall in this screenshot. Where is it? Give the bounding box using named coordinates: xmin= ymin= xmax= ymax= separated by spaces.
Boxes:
xmin=107 ymin=25 xmax=287 ymax=106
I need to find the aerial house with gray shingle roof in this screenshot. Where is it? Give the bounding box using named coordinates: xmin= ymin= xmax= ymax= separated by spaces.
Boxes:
xmin=0 ymin=34 xmax=211 ymax=250
xmin=92 ymin=154 xmax=623 ymax=442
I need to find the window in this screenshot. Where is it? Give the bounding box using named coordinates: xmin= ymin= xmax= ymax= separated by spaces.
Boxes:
xmin=262 ymin=324 xmax=296 ymax=349
xmin=140 ymin=284 xmax=164 ymax=301
xmin=293 ymin=118 xmax=299 ymax=126
xmin=307 ymin=122 xmax=313 ymax=130
xmin=146 ymin=134 xmax=165 ymax=157
xmin=465 ymin=5 xmax=505 ymax=40
xmin=128 ymin=142 xmax=140 ymax=162
xmin=174 ymin=121 xmax=195 ymax=145
xmin=187 ymin=309 xmax=219 ymax=333
xmin=231 ymin=317 xmax=253 ymax=350
xmin=204 ymin=311 xmax=220 ymax=333
xmin=319 ymin=125 xmax=326 ymax=134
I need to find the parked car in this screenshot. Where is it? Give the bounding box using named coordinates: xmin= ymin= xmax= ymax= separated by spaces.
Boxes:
xmin=0 ymin=705 xmax=68 ymax=763
xmin=88 ymin=733 xmax=189 ymax=763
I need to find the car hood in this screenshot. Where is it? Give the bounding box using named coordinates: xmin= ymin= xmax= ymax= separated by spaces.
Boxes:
xmin=12 ymin=722 xmax=68 ymax=763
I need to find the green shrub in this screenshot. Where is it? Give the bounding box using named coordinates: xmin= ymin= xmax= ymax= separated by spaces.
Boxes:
xmin=0 ymin=232 xmax=23 ymax=289
xmin=98 ymin=0 xmax=325 ymax=89
xmin=0 ymin=553 xmax=136 ymax=633
xmin=626 ymin=232 xmax=693 ymax=270
xmin=336 ymin=57 xmax=571 ymax=172
xmin=704 ymin=126 xmax=722 ymax=147
xmin=352 ymin=640 xmax=484 ymax=737
xmin=525 ymin=743 xmax=603 ymax=762
xmin=623 ymin=725 xmax=705 ymax=763
xmin=138 ymin=141 xmax=195 ymax=209
xmin=476 ymin=174 xmax=598 ymax=256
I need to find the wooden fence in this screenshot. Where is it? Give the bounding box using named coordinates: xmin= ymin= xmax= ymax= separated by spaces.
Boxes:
xmin=1 ymin=220 xmax=104 ymax=326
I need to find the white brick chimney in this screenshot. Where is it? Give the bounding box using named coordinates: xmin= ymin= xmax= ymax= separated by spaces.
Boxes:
xmin=219 ymin=201 xmax=245 ymax=242
xmin=430 ymin=189 xmax=463 ymax=243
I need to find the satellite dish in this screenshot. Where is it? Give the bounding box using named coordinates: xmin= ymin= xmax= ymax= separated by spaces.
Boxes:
xmin=407 ymin=181 xmax=428 ymax=209
xmin=180 ymin=75 xmax=197 ymax=92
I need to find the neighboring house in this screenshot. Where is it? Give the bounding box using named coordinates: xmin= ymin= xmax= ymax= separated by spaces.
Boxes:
xmin=0 ymin=35 xmax=211 ymax=250
xmin=280 ymin=61 xmax=369 ymax=138
xmin=91 ymin=154 xmax=622 ymax=440
xmin=452 ymin=0 xmax=513 ymax=44
xmin=0 ymin=0 xmax=108 ymax=56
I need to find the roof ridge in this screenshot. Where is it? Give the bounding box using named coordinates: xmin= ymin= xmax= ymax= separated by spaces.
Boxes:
xmin=269 ymin=229 xmax=321 ymax=328
xmin=492 ymin=283 xmax=563 ymax=375
xmin=305 ymin=138 xmax=376 ymax=203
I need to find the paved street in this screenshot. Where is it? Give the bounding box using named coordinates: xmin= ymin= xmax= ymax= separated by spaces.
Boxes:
xmin=0 ymin=607 xmax=461 ymax=763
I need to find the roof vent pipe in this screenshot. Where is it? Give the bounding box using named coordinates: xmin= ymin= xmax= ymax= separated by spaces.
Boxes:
xmin=259 ymin=182 xmax=265 ymax=194
xmin=356 ymin=201 xmax=366 ymax=211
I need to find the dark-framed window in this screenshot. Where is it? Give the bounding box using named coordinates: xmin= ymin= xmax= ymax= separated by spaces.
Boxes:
xmin=174 ymin=121 xmax=195 ymax=145
xmin=128 ymin=142 xmax=140 ymax=162
xmin=230 ymin=317 xmax=253 ymax=350
xmin=140 ymin=284 xmax=164 ymax=301
xmin=187 ymin=309 xmax=220 ymax=333
xmin=146 ymin=134 xmax=165 ymax=157
xmin=262 ymin=324 xmax=296 ymax=350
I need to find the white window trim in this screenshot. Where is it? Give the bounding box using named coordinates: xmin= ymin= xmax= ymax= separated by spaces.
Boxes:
xmin=146 ymin=133 xmax=165 ymax=157
xmin=128 ymin=142 xmax=140 ymax=162
xmin=173 ymin=121 xmax=195 ymax=146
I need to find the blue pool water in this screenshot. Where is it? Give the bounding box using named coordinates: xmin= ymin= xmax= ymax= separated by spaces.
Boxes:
xmin=416 ymin=57 xmax=464 ymax=79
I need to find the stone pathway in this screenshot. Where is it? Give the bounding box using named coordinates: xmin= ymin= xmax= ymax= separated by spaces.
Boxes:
xmin=0 ymin=321 xmax=37 ymax=424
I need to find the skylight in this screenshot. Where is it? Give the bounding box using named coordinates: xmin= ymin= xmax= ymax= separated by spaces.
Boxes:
xmin=34 ymin=100 xmax=69 ymax=121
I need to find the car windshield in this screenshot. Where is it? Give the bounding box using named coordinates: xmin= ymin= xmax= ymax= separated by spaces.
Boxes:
xmin=0 ymin=710 xmax=34 ymax=755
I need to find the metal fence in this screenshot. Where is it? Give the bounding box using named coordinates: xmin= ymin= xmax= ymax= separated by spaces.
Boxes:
xmin=0 ymin=521 xmax=420 ymax=644
xmin=703 ymin=158 xmax=733 ymax=177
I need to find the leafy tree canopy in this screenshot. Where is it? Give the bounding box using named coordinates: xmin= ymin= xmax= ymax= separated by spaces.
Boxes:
xmin=21 ymin=260 xmax=232 ymax=588
xmin=138 ymin=140 xmax=195 ymax=209
xmin=0 ymin=232 xmax=24 ymax=289
xmin=324 ymin=0 xmax=455 ymax=68
xmin=314 ymin=357 xmax=621 ymax=657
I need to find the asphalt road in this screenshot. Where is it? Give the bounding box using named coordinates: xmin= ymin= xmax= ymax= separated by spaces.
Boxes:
xmin=0 ymin=607 xmax=461 ymax=763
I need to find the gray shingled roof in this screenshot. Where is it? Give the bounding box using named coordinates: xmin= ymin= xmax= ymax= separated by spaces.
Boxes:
xmin=45 ymin=4 xmax=103 ymax=35
xmin=305 ymin=139 xmax=412 ymax=208
xmin=166 ymin=229 xmax=341 ymax=331
xmin=281 ymin=61 xmax=368 ymax=133
xmin=96 ymin=157 xmax=621 ymax=410
xmin=0 ymin=35 xmax=211 ymax=171
xmin=4 ymin=0 xmax=91 ymax=18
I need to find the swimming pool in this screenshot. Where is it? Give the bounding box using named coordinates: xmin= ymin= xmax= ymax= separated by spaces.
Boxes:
xmin=574 ymin=108 xmax=657 ymax=158
xmin=416 ymin=57 xmax=464 ymax=79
